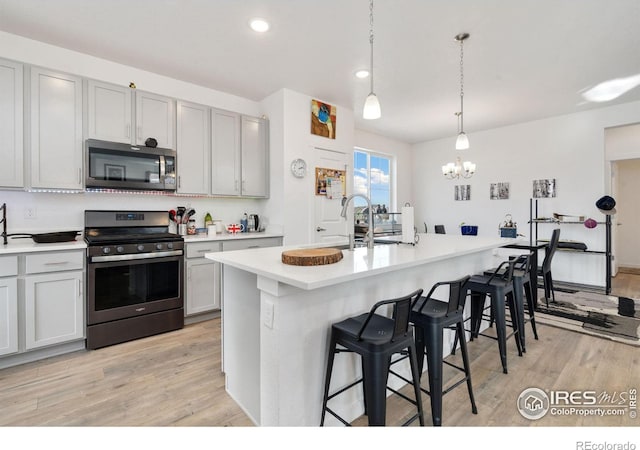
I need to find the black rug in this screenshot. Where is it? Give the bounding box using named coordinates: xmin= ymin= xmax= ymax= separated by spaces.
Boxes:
xmin=535 ymin=289 xmax=640 ymax=346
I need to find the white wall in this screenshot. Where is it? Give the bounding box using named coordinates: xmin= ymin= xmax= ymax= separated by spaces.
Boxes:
xmin=263 ymin=89 xmax=355 ymax=246
xmin=411 ymin=100 xmax=640 ymax=287
xmin=0 ymin=31 xmax=267 ymax=234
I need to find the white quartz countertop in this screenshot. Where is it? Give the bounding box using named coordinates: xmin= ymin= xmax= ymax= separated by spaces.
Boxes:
xmin=206 ymin=233 xmax=519 ymax=290
xmin=0 ymin=238 xmax=87 ymax=254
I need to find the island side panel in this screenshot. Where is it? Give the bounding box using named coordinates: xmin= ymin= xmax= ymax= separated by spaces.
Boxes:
xmin=257 ymin=248 xmax=495 ymax=426
xmin=222 ymin=265 xmax=261 ymax=425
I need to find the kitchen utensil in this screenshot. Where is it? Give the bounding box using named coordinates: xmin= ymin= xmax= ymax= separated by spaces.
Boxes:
xmin=169 ymin=209 xmax=176 ymax=223
xmin=183 ymin=208 xmax=196 ymax=223
xmin=7 ymin=231 xmax=80 ymax=243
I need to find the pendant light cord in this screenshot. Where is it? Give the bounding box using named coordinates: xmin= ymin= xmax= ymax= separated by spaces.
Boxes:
xmin=459 ymin=36 xmax=464 ymax=133
xmin=369 ymin=0 xmax=375 ymax=95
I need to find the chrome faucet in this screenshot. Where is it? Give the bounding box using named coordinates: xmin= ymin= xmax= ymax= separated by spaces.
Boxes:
xmin=340 ymin=194 xmax=375 ymax=249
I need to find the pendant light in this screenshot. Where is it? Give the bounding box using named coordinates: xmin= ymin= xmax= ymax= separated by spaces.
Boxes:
xmin=363 ymin=0 xmax=381 ymax=120
xmin=455 ymin=33 xmax=469 ymax=149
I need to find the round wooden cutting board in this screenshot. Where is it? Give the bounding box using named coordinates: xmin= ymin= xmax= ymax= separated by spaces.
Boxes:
xmin=281 ymin=248 xmax=343 ymax=266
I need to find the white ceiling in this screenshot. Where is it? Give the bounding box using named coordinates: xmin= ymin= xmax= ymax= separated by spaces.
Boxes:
xmin=1 ymin=0 xmax=639 ymax=144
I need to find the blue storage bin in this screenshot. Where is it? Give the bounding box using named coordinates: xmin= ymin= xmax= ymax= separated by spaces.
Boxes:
xmin=500 ymin=227 xmax=517 ymax=238
xmin=461 ymin=225 xmax=478 ymax=236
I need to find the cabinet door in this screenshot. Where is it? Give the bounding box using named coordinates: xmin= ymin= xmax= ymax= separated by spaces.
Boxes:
xmin=87 ymin=80 xmax=132 ymax=143
xmin=24 ymin=271 xmax=84 ymax=350
xmin=0 ymin=58 xmax=23 ymax=188
xmin=185 ymin=259 xmax=220 ymax=315
xmin=0 ymin=277 xmax=18 ymax=356
xmin=241 ymin=115 xmax=269 ymax=197
xmin=135 ymin=91 xmax=175 ymax=149
xmin=30 ymin=67 xmax=83 ymax=190
xmin=211 ymin=108 xmax=241 ymax=196
xmin=177 ymin=101 xmax=210 ymax=194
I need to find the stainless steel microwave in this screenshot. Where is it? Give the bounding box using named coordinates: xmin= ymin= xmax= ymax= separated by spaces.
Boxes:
xmin=85 ymin=139 xmax=177 ymax=191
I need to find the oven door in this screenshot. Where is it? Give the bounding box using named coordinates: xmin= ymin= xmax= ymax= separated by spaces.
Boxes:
xmin=87 ymin=253 xmax=183 ymax=325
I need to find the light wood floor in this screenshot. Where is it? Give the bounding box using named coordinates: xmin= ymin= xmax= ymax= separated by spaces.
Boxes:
xmin=0 ymin=272 xmax=638 ymax=427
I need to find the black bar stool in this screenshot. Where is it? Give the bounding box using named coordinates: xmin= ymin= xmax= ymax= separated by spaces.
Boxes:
xmin=454 ymin=260 xmax=523 ymax=374
xmin=401 ymin=275 xmax=477 ymax=426
xmin=320 ymin=289 xmax=425 ymax=426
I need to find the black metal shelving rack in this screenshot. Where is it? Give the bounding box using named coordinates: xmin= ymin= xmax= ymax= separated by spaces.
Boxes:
xmin=529 ymin=198 xmax=611 ymax=294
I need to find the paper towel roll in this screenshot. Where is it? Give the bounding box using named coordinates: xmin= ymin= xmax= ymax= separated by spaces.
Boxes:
xmin=402 ymin=206 xmax=415 ymax=243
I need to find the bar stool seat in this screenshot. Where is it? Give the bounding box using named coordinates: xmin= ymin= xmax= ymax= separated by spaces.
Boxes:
xmin=320 ymin=290 xmax=425 ymax=427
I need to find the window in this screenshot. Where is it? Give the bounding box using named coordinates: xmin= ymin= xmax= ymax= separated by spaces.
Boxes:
xmin=353 ymin=148 xmax=392 ymax=215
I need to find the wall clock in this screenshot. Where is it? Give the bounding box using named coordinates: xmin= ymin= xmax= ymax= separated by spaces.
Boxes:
xmin=290 ymin=158 xmax=307 ymax=178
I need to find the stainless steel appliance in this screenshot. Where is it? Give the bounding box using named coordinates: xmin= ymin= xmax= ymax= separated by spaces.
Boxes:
xmin=85 ymin=139 xmax=177 ymax=191
xmin=85 ymin=210 xmax=184 ymax=349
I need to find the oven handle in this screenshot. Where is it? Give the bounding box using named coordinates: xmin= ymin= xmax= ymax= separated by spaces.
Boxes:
xmin=90 ymin=249 xmax=183 ymax=263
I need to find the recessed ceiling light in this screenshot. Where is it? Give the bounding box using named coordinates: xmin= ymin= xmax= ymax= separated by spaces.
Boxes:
xmin=250 ymin=18 xmax=270 ymax=33
xmin=355 ymin=70 xmax=370 ymax=79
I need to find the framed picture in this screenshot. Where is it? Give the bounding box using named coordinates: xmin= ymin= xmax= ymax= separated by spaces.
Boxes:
xmin=315 ymin=167 xmax=346 ymax=196
xmin=105 ymin=164 xmax=126 ymax=181
xmin=490 ymin=182 xmax=510 ymax=200
xmin=533 ymin=178 xmax=556 ymax=198
xmin=455 ymin=184 xmax=471 ymax=201
xmin=310 ymin=99 xmax=336 ymax=139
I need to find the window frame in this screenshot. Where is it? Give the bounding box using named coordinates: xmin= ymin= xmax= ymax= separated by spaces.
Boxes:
xmin=353 ymin=147 xmax=394 ymax=212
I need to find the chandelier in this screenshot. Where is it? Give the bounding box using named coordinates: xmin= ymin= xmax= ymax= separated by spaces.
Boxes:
xmin=442 ymin=157 xmax=476 ymax=179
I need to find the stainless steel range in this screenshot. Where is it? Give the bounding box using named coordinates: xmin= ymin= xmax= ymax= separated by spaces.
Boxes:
xmin=84 ymin=210 xmax=184 ymax=350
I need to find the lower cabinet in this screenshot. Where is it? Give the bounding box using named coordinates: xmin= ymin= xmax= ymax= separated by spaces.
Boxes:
xmin=0 ymin=255 xmax=19 ymax=357
xmin=23 ymin=271 xmax=84 ymax=350
xmin=184 ymin=237 xmax=283 ymax=317
xmin=0 ymin=249 xmax=84 ymax=367
xmin=184 ymin=241 xmax=222 ymax=316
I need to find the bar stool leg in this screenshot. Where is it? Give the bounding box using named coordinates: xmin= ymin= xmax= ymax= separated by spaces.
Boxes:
xmin=424 ymin=323 xmax=444 ymax=426
xmin=491 ymin=287 xmax=509 ymax=374
xmin=361 ymin=354 xmax=390 ymax=426
xmin=506 ymin=292 xmax=524 ymax=357
xmin=512 ymin=277 xmax=527 ymax=352
xmin=320 ymin=333 xmax=338 ymax=426
xmin=456 ymin=321 xmax=478 ymax=414
xmin=523 ymin=279 xmax=539 ymax=339
xmin=407 ymin=342 xmax=425 ymax=426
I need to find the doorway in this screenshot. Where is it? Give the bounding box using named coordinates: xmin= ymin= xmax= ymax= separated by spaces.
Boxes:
xmin=312 ymin=147 xmax=349 ymax=244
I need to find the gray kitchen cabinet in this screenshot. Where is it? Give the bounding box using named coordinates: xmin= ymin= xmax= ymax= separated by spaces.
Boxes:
xmin=86 ymin=79 xmax=133 ymax=143
xmin=86 ymin=81 xmax=175 ymax=149
xmin=221 ymin=236 xmax=282 ymax=252
xmin=240 ymin=115 xmax=269 ymax=198
xmin=23 ymin=250 xmax=84 ymax=350
xmin=0 ymin=256 xmax=18 ymax=357
xmin=177 ymin=101 xmax=210 ymax=195
xmin=211 ymin=109 xmax=269 ymax=197
xmin=0 ymin=58 xmax=23 ymax=188
xmin=211 ymin=108 xmax=241 ymax=196
xmin=135 ymin=90 xmax=176 ymax=149
xmin=29 ymin=67 xmax=83 ymax=190
xmin=184 ymin=241 xmax=222 ymax=316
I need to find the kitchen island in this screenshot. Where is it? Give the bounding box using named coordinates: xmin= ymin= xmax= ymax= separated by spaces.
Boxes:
xmin=206 ymin=233 xmax=510 ymax=426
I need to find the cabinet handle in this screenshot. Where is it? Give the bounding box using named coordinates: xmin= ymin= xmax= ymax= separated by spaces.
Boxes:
xmin=77 ymin=278 xmax=82 ymax=298
xmin=44 ymin=261 xmax=70 ymax=266
xmin=242 ymin=180 xmax=246 ymax=191
xmin=247 ymin=246 xmax=260 ymax=249
xmin=178 ymin=175 xmax=181 ymax=188
xmin=187 ymin=268 xmax=192 ymax=281
xmin=197 ymin=249 xmax=213 ymax=253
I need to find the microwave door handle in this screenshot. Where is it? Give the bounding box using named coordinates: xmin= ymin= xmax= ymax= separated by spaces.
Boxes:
xmin=159 ymin=155 xmax=166 ymax=178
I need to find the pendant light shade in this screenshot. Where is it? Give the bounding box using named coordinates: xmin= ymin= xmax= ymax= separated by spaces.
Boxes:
xmin=363 ymin=0 xmax=381 ymax=120
xmin=455 ymin=132 xmax=469 ymax=150
xmin=363 ymin=93 xmax=381 ymax=120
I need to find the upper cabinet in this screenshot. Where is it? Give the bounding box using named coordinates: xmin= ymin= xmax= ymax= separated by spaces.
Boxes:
xmin=211 ymin=108 xmax=241 ymax=196
xmin=211 ymin=110 xmax=269 ymax=198
xmin=87 ymin=81 xmax=175 ymax=149
xmin=135 ymin=90 xmax=175 ymax=149
xmin=241 ymin=115 xmax=269 ymax=198
xmin=29 ymin=67 xmax=83 ymax=190
xmin=0 ymin=58 xmax=23 ymax=188
xmin=86 ymin=80 xmax=132 ymax=143
xmin=176 ymin=100 xmax=210 ymax=195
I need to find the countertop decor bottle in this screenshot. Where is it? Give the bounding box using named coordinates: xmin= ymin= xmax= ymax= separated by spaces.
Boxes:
xmin=241 ymin=213 xmax=248 ymax=233
xmin=204 ymin=212 xmax=213 ymax=227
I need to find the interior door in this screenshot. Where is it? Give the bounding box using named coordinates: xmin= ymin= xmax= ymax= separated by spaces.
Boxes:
xmin=313 ymin=148 xmax=349 ymax=244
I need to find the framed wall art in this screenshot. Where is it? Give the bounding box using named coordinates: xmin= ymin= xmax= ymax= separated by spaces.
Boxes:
xmin=455 ymin=184 xmax=471 ymax=201
xmin=532 ymin=178 xmax=556 ymax=198
xmin=490 ymin=182 xmax=510 ymax=200
xmin=311 ymin=99 xmax=336 ymax=139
